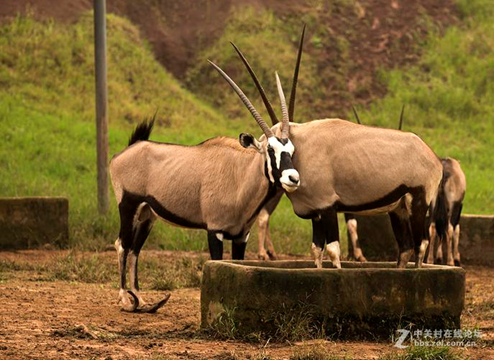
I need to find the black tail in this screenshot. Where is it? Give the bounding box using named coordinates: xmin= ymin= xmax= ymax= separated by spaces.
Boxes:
xmin=433 ymin=171 xmax=449 ymax=241
xmin=128 ymin=115 xmax=156 ymax=146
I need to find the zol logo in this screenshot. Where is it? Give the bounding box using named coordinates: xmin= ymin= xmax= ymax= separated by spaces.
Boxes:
xmin=394 ymin=329 xmax=410 ymax=349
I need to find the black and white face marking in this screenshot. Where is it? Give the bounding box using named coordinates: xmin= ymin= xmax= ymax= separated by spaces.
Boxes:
xmin=266 ymin=137 xmax=299 ymax=192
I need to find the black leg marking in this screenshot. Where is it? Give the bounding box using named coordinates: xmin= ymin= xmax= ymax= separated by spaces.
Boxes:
xmin=130 ymin=218 xmax=154 ymax=293
xmin=323 ymin=208 xmax=341 ymax=268
xmin=311 ymin=208 xmax=340 ymax=268
xmin=450 ymin=202 xmax=463 ymax=227
xmin=132 ymin=218 xmax=154 ymax=255
xmin=322 ymin=208 xmax=340 ymax=244
xmin=232 ymin=240 xmax=247 ymax=260
xmin=207 ymin=231 xmax=223 ymax=260
xmin=408 ymin=191 xmax=429 ymax=267
xmin=409 ymin=193 xmax=428 ymax=255
xmin=311 ymin=217 xmax=326 ymax=250
xmin=389 ymin=209 xmax=413 ymax=267
xmin=118 ymin=198 xmax=140 ymax=249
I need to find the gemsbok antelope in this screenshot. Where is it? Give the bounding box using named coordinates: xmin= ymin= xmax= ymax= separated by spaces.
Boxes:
xmin=396 ymin=111 xmax=467 ymax=267
xmin=228 ymin=27 xmax=443 ymax=269
xmin=255 ymin=105 xmax=405 ymax=262
xmin=427 ymin=157 xmax=466 ymax=266
xmin=110 ymin=65 xmax=300 ymax=312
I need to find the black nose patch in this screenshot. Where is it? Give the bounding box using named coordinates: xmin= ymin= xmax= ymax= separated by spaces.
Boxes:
xmin=289 ymin=175 xmax=299 ymax=184
xmin=280 ymin=151 xmax=294 ymax=170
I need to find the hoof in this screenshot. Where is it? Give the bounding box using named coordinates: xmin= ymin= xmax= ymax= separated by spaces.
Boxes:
xmin=454 ymin=260 xmax=461 ymax=267
xmin=121 ymin=292 xmax=171 ymax=313
xmin=267 ymin=251 xmax=277 ymax=261
xmin=257 ymin=253 xmax=270 ymax=261
xmin=434 ymin=257 xmax=443 ymax=265
xmin=120 ymin=290 xmax=139 ymax=312
xmin=357 ymin=255 xmax=367 ymax=263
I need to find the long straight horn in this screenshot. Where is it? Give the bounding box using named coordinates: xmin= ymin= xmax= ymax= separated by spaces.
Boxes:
xmin=275 ymin=72 xmax=289 ymax=138
xmin=398 ymin=104 xmax=405 ymax=130
xmin=208 ymin=60 xmax=274 ymax=138
xmin=231 ymin=43 xmax=279 ymax=126
xmin=288 ymin=24 xmax=306 ymax=122
xmin=352 ymin=106 xmax=362 ymax=125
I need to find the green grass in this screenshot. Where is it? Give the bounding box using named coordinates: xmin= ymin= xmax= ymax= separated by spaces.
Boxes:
xmin=186 ymin=6 xmax=322 ymax=122
xmin=1 ymin=0 xmax=493 ymax=255
xmin=381 ymin=346 xmax=463 ymax=360
xmin=186 ymin=2 xmax=362 ymax=121
xmin=207 ymin=302 xmax=325 ymax=343
xmin=291 ymin=344 xmax=352 ymax=360
xmin=0 ymin=13 xmax=244 ymax=251
xmin=0 ymin=251 xmax=206 ymax=290
xmin=352 ymin=0 xmax=494 ymax=214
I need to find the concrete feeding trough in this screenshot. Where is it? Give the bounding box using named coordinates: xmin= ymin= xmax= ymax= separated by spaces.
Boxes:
xmin=0 ymin=197 xmax=69 ymax=249
xmin=201 ymin=261 xmax=465 ymax=338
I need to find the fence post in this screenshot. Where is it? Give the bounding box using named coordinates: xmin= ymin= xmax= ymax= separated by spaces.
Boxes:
xmin=94 ymin=0 xmax=109 ymax=214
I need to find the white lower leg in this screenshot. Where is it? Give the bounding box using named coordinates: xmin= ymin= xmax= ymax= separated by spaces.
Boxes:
xmin=311 ymin=243 xmax=324 ymax=269
xmin=128 ymin=251 xmax=146 ymax=305
xmin=436 ymin=241 xmax=443 ymax=262
xmin=397 ymin=249 xmax=414 ymax=268
xmin=115 ymin=238 xmax=131 ymax=306
xmin=416 ymin=239 xmax=429 ymax=268
xmin=257 ymin=209 xmax=270 ymax=260
xmin=446 ymin=224 xmax=454 ymax=266
xmin=427 ymin=224 xmax=436 ymax=264
xmin=347 ymin=219 xmax=365 ymax=261
xmin=326 ymin=241 xmax=341 ymax=269
xmin=453 ymin=225 xmax=461 ymax=264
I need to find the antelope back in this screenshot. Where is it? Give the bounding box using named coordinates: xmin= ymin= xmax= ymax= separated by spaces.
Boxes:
xmin=271 ymin=119 xmax=442 ymax=216
xmin=442 ymin=157 xmax=467 ymax=203
xmin=110 ymin=138 xmax=271 ymax=236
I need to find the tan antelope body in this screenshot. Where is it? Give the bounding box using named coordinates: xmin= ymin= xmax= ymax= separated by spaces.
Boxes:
xmin=111 ymin=61 xmax=300 ymax=312
xmin=274 ymin=120 xmax=441 ymax=217
xmin=266 ymin=120 xmax=443 ymax=268
xmin=111 ymin=137 xmax=272 ymax=238
xmin=256 ymin=107 xmax=408 ymax=262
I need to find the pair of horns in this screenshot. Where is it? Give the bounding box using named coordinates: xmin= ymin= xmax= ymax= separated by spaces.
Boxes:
xmin=209 ymin=24 xmax=306 ymax=139
xmin=352 ymin=104 xmax=405 ymax=130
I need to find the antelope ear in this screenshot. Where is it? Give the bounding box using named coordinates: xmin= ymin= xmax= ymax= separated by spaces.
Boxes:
xmin=239 ymin=133 xmax=262 ymax=152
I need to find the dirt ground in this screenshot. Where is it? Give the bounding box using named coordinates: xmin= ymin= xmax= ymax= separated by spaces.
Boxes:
xmin=0 ymin=250 xmax=492 ymax=359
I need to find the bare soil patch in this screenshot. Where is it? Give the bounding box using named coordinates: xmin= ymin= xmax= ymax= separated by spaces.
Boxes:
xmin=0 ymin=250 xmax=492 ymax=359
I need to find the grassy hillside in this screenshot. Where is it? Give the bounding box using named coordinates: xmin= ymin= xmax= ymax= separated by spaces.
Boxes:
xmin=0 ymin=14 xmax=246 ymax=251
xmin=186 ymin=6 xmax=322 ymax=122
xmin=0 ymin=1 xmax=493 ymax=256
xmin=351 ymin=0 xmax=494 ymax=214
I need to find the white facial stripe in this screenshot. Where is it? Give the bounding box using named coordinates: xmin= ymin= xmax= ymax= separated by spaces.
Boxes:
xmin=268 ymin=137 xmax=295 ymax=169
xmin=266 ymin=156 xmax=275 ymax=183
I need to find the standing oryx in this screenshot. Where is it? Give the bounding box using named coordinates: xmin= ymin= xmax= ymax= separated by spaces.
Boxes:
xmin=110 ymin=64 xmax=300 ymax=312
xmin=256 ymin=104 xmax=405 ymax=262
xmin=427 ymin=157 xmax=466 ymax=266
xmin=228 ymin=27 xmax=443 ymax=269
xmin=396 ymin=110 xmax=467 ymax=267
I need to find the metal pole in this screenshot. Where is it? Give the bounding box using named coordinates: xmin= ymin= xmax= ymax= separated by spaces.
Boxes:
xmin=94 ymin=0 xmax=109 ymax=214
